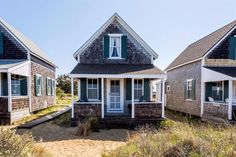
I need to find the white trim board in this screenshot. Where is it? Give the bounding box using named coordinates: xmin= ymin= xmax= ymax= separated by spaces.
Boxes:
xmin=69 ymin=74 xmax=167 ymax=79
xmin=73 ymin=13 xmax=158 ymax=60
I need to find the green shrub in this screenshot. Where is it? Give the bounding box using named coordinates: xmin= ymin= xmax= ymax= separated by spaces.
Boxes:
xmin=56 ymin=87 xmax=65 ymax=99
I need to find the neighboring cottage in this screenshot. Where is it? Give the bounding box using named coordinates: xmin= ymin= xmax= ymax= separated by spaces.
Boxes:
xmin=0 ymin=18 xmax=56 ymax=124
xmin=165 ymin=20 xmax=236 ymax=122
xmin=70 ymin=13 xmax=166 ymax=125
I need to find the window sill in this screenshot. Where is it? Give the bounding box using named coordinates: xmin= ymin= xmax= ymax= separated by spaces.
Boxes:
xmin=107 ymin=57 xmax=126 ymax=60
xmin=185 ymin=99 xmax=193 ymax=101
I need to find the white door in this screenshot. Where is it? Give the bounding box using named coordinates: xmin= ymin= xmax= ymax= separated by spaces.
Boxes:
xmin=107 ymin=79 xmax=123 ymax=112
xmin=233 ymin=81 xmax=236 ymax=104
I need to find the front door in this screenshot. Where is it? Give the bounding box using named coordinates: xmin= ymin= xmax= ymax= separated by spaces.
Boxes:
xmin=107 ymin=79 xmax=123 ymax=112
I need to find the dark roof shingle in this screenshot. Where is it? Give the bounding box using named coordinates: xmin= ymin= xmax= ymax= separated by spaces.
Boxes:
xmin=70 ymin=64 xmax=165 ymax=75
xmin=166 ymin=20 xmax=236 ymax=71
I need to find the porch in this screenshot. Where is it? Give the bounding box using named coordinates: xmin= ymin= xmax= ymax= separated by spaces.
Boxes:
xmin=0 ymin=60 xmax=31 ymax=124
xmin=70 ymin=64 xmax=166 ymax=122
xmin=202 ymin=67 xmax=236 ymax=120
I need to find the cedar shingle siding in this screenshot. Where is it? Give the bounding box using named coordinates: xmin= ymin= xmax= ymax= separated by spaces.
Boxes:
xmin=79 ymin=20 xmax=152 ymax=64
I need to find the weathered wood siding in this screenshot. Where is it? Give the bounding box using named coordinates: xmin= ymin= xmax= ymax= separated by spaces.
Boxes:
xmin=166 ymin=61 xmax=202 ymax=117
xmin=208 ymin=29 xmax=236 ymax=59
xmin=31 ymin=60 xmax=55 ymax=112
xmin=79 ymin=20 xmax=152 ymax=64
xmin=0 ymin=25 xmax=27 ymax=59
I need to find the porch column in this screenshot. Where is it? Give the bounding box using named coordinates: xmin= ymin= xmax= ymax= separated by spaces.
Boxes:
xmin=101 ymin=78 xmax=104 ymax=118
xmin=161 ymin=79 xmax=165 ymax=118
xmin=200 ymin=82 xmax=205 ymax=117
xmin=228 ymin=80 xmax=233 ymax=120
xmin=71 ymin=77 xmax=74 ymax=118
xmin=27 ymin=76 xmax=32 ymax=112
xmin=131 ymin=78 xmax=135 ymax=118
xmin=7 ymin=73 xmax=12 ymax=112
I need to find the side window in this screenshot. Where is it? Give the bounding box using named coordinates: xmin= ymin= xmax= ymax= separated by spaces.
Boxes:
xmin=87 ymin=78 xmax=98 ymax=100
xmin=109 ymin=35 xmax=122 ymax=58
xmin=51 ymin=79 xmax=55 ymax=96
xmin=104 ymin=34 xmax=127 ymax=59
xmin=185 ymin=79 xmax=196 ymax=100
xmin=35 ymin=74 xmax=42 ymax=96
xmin=134 ymin=79 xmax=143 ymax=101
xmin=46 ymin=77 xmax=52 ymax=96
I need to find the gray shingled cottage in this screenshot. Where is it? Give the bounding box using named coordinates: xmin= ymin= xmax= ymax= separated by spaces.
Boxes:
xmin=0 ymin=18 xmax=56 ymax=124
xmin=166 ymin=20 xmax=236 ymax=122
xmin=70 ymin=13 xmax=166 ymax=125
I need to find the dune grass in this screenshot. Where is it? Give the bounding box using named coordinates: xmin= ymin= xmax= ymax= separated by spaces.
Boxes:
xmin=103 ymin=118 xmax=236 ymax=157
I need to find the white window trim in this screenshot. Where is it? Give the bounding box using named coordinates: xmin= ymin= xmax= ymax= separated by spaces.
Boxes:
xmin=134 ymin=79 xmax=144 ymax=102
xmin=47 ymin=77 xmax=52 ymax=96
xmin=36 ymin=74 xmax=42 ymax=96
xmin=186 ymin=79 xmax=193 ymax=101
xmin=108 ymin=34 xmax=123 ymax=59
xmin=86 ymin=78 xmax=99 ymax=101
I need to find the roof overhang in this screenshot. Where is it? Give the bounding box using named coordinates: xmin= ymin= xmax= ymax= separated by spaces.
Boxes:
xmin=73 ymin=13 xmax=158 ymax=60
xmin=69 ymin=74 xmax=166 ymax=79
xmin=0 ymin=60 xmax=30 ymax=76
xmin=202 ymin=67 xmax=234 ymax=82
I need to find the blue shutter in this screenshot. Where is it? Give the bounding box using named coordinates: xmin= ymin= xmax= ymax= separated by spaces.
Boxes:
xmin=35 ymin=75 xmax=38 ymax=96
xmin=80 ymin=78 xmax=87 ymax=101
xmin=2 ymin=73 xmax=8 ymax=96
xmin=144 ymin=79 xmax=150 ymax=101
xmin=0 ymin=33 xmax=3 ymax=54
xmin=229 ymin=36 xmax=236 ymax=59
xmin=126 ymin=79 xmax=131 ymax=100
xmin=20 ymin=77 xmax=27 ymax=96
xmin=121 ymin=35 xmax=127 ymax=59
xmin=104 ymin=35 xmax=109 ymax=58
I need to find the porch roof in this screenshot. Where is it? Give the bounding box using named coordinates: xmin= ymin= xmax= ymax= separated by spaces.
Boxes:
xmin=0 ymin=60 xmax=28 ymax=71
xmin=205 ymin=67 xmax=236 ymax=77
xmin=70 ymin=64 xmax=165 ymax=75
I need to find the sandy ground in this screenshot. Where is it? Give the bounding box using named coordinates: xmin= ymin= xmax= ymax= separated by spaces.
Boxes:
xmin=17 ymin=122 xmax=131 ymax=157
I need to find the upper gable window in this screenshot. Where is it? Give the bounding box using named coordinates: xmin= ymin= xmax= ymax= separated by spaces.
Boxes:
xmin=109 ymin=34 xmax=122 ymax=59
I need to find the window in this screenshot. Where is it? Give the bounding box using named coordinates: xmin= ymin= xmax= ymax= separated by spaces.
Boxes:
xmin=46 ymin=77 xmax=52 ymax=96
xmin=11 ymin=75 xmax=20 ymax=96
xmin=109 ymin=34 xmax=122 ymax=58
xmin=51 ymin=79 xmax=55 ymax=96
xmin=134 ymin=79 xmax=143 ymax=101
xmin=87 ymin=78 xmax=98 ymax=100
xmin=35 ymin=74 xmax=42 ymax=96
xmin=167 ymin=85 xmax=170 ymax=92
xmin=212 ymin=81 xmax=223 ymax=101
xmin=185 ymin=79 xmax=195 ymax=100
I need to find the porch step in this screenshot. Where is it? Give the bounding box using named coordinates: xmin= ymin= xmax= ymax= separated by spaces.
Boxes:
xmin=202 ymin=114 xmax=228 ymax=124
xmin=100 ymin=116 xmax=164 ymax=129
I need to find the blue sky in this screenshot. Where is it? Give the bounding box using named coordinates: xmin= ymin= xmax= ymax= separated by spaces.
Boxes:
xmin=1 ymin=0 xmax=236 ymax=76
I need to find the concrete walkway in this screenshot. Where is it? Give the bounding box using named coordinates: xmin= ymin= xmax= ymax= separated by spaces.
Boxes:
xmin=18 ymin=106 xmax=71 ymax=129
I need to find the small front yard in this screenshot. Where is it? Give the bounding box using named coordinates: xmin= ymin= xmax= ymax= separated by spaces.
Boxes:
xmin=103 ymin=111 xmax=236 ymax=157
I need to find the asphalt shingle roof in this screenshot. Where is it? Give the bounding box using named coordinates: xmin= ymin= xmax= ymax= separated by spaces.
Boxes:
xmin=70 ymin=64 xmax=165 ymax=75
xmin=0 ymin=18 xmax=56 ymax=67
xmin=166 ymin=20 xmax=236 ymax=71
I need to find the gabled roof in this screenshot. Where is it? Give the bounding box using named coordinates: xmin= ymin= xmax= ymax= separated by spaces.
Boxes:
xmin=0 ymin=18 xmax=56 ymax=67
xmin=73 ymin=13 xmax=158 ymax=60
xmin=166 ymin=20 xmax=236 ymax=71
